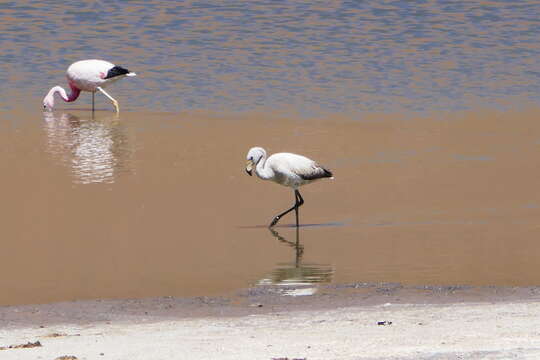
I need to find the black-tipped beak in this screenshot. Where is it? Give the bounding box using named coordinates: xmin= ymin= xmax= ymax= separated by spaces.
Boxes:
xmin=245 ymin=160 xmax=253 ymax=176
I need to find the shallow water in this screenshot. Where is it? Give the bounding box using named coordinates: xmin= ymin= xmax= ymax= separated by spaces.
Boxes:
xmin=1 ymin=108 xmax=540 ymax=305
xmin=1 ymin=1 xmax=540 ymax=305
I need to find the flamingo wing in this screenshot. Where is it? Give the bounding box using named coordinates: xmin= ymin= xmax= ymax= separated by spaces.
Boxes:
xmin=104 ymin=66 xmax=130 ymax=79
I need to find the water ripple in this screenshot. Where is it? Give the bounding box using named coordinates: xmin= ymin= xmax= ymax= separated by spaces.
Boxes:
xmin=1 ymin=0 xmax=539 ymax=114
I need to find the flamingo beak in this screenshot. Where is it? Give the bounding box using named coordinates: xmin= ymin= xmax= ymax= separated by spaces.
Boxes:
xmin=245 ymin=160 xmax=253 ymax=176
xmin=42 ymin=99 xmax=53 ymax=111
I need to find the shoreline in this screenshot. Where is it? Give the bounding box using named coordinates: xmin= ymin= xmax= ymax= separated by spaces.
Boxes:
xmin=3 ymin=282 xmax=540 ymax=328
xmin=2 ymin=283 xmax=540 ymax=359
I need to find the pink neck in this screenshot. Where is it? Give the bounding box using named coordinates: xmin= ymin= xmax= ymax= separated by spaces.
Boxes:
xmin=50 ymin=84 xmax=81 ymax=102
xmin=64 ymin=83 xmax=81 ymax=102
xmin=66 ymin=84 xmax=81 ymax=102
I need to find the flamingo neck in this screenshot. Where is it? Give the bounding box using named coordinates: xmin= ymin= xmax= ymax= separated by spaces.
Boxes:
xmin=48 ymin=84 xmax=81 ymax=102
xmin=255 ymin=155 xmax=274 ymax=180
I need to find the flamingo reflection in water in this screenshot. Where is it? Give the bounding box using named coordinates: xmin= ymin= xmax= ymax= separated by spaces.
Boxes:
xmin=43 ymin=112 xmax=133 ymax=184
xmin=257 ymin=227 xmax=334 ymax=287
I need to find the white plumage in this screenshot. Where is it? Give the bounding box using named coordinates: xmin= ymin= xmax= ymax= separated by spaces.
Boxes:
xmin=43 ymin=59 xmax=136 ymax=113
xmin=245 ymin=146 xmax=333 ymax=227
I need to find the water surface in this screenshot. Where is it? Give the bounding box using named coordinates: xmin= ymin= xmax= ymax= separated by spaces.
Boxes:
xmin=1 ymin=1 xmax=540 ymax=305
xmin=1 ymin=108 xmax=540 ymax=305
xmin=0 ymin=0 xmax=539 ymax=114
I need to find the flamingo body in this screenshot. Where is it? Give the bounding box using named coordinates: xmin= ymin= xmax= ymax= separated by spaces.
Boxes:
xmin=66 ymin=60 xmax=131 ymax=92
xmin=43 ymin=59 xmax=136 ymax=112
xmin=245 ymin=146 xmax=333 ymax=227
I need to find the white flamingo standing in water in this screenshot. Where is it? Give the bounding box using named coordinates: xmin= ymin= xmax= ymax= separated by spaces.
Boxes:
xmin=43 ymin=59 xmax=136 ymax=113
xmin=245 ymin=147 xmax=334 ymax=227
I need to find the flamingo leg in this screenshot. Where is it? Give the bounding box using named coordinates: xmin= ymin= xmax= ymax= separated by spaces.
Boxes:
xmin=269 ymin=189 xmax=304 ymax=228
xmin=96 ymin=86 xmax=119 ymax=113
xmin=92 ymin=91 xmax=95 ymax=113
xmin=294 ymin=190 xmax=304 ymax=227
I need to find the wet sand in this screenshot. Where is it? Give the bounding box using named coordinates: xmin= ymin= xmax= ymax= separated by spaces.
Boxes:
xmin=2 ymin=283 xmax=540 ymax=359
xmin=2 ymin=108 xmax=540 ymax=306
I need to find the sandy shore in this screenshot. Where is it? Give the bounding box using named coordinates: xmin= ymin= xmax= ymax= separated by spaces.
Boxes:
xmin=2 ymin=284 xmax=540 ymax=359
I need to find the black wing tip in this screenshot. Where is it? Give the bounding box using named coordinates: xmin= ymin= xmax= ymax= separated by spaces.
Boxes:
xmin=104 ymin=66 xmax=130 ymax=79
xmin=299 ymin=167 xmax=334 ymax=181
xmin=323 ymin=168 xmax=333 ymax=178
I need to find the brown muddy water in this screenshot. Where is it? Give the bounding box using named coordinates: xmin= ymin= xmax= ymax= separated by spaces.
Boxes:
xmin=1 ymin=108 xmax=540 ymax=306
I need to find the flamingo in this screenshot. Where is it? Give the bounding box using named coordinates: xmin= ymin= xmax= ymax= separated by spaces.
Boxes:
xmin=245 ymin=147 xmax=333 ymax=227
xmin=43 ymin=59 xmax=136 ymax=113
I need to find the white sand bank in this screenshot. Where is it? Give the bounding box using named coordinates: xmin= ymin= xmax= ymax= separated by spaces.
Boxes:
xmin=2 ymin=301 xmax=540 ymax=359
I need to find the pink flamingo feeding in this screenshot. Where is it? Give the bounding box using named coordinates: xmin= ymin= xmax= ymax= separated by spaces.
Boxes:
xmin=43 ymin=59 xmax=136 ymax=113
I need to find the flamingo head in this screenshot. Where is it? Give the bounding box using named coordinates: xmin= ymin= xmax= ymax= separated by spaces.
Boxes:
xmin=245 ymin=147 xmax=266 ymax=176
xmin=43 ymin=92 xmax=55 ymax=110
